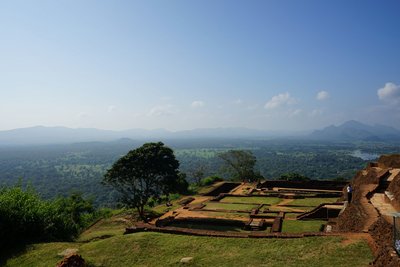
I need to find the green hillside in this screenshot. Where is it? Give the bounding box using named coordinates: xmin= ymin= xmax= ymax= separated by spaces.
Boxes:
xmin=5 ymin=217 xmax=373 ymax=267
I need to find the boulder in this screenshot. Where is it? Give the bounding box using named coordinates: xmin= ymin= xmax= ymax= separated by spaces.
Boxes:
xmin=57 ymin=248 xmax=79 ymax=257
xmin=56 ymin=253 xmax=85 ymax=267
xmin=180 ymin=257 xmax=193 ymax=264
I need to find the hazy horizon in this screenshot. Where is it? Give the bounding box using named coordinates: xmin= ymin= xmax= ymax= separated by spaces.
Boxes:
xmin=0 ymin=119 xmax=399 ymax=133
xmin=1 ymin=1 xmax=399 ymax=131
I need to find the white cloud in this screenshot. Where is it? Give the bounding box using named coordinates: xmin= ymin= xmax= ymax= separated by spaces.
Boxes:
xmin=264 ymin=92 xmax=296 ymax=109
xmin=316 ymin=91 xmax=329 ymax=101
xmin=148 ymin=104 xmax=178 ymax=117
xmin=377 ymin=82 xmax=400 ymax=103
xmin=107 ymin=105 xmax=116 ymax=113
xmin=191 ymin=100 xmax=205 ymax=108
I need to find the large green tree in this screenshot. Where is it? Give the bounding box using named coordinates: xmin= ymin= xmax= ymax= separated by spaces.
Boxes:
xmin=103 ymin=142 xmax=183 ymax=221
xmin=218 ymin=150 xmax=261 ymax=182
xmin=189 ymin=163 xmax=207 ymax=186
xmin=280 ymin=172 xmax=310 ymax=182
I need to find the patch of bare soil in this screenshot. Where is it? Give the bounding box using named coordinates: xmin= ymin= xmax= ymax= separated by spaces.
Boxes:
xmin=387 ymin=171 xmax=400 ymax=211
xmin=335 ymin=168 xmax=381 ymax=232
xmin=377 ymin=154 xmax=400 ymax=169
xmin=369 ymin=217 xmax=400 ymax=267
xmin=335 ymin=155 xmax=400 ymax=266
xmin=339 ymin=232 xmax=376 ymax=251
xmin=56 ymin=254 xmax=85 ymax=267
xmin=230 ymin=183 xmax=253 ymax=195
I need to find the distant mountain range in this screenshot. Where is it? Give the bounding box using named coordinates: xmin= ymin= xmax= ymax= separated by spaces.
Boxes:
xmin=0 ymin=121 xmax=399 ymax=146
xmin=309 ymin=120 xmax=400 ymax=141
xmin=0 ymin=126 xmax=280 ymax=146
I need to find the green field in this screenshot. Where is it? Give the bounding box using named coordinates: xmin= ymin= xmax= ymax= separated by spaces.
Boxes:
xmin=152 ymin=199 xmax=182 ymax=215
xmin=267 ymin=206 xmax=306 ymax=212
xmin=220 ymin=196 xmax=281 ymax=205
xmin=77 ymin=218 xmax=127 ymax=242
xmin=169 ymin=222 xmax=245 ymax=232
xmin=282 ymin=220 xmax=326 ymax=233
xmin=5 ymin=232 xmax=373 ymax=267
xmin=289 ymin=198 xmax=339 ymax=207
xmin=199 ymin=211 xmax=250 ymax=219
xmin=204 ymin=202 xmax=258 ymax=211
xmin=284 ymin=212 xmax=302 ymax=219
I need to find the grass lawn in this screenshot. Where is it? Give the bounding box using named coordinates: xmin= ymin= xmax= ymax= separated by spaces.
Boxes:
xmin=197 ymin=185 xmax=218 ymax=195
xmin=152 ymin=199 xmax=181 ymax=214
xmin=220 ymin=196 xmax=281 ymax=205
xmin=282 ymin=220 xmax=326 ymax=233
xmin=284 ymin=212 xmax=301 ymax=219
xmin=169 ymin=222 xmax=246 ymax=232
xmin=289 ymin=198 xmax=339 ymax=207
xmin=5 ymin=232 xmax=373 ymax=267
xmin=77 ymin=218 xmax=127 ymax=242
xmin=204 ymin=202 xmax=258 ymax=211
xmin=267 ymin=206 xmax=307 ymax=212
xmin=199 ymin=211 xmax=250 ymax=219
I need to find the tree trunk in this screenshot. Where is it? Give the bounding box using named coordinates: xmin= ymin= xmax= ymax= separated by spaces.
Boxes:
xmin=137 ymin=205 xmax=147 ymax=223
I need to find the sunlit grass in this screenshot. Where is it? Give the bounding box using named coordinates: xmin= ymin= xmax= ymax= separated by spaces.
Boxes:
xmin=204 ymin=202 xmax=257 ymax=211
xmin=198 ymin=211 xmax=250 ymax=219
xmin=151 ymin=199 xmax=181 ymax=214
xmin=289 ymin=198 xmax=339 ymax=207
xmin=6 ymin=232 xmax=373 ymax=267
xmin=220 ymin=196 xmax=281 ymax=205
xmin=168 ymin=222 xmax=246 ymax=232
xmin=282 ymin=220 xmax=326 ymax=233
xmin=284 ymin=212 xmax=301 ymax=219
xmin=77 ymin=218 xmax=127 ymax=242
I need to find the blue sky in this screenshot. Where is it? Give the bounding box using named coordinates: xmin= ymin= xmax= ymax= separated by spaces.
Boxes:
xmin=0 ymin=0 xmax=399 ymax=131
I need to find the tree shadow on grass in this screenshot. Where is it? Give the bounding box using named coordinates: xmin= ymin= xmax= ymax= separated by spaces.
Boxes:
xmin=0 ymin=243 xmax=29 ymax=266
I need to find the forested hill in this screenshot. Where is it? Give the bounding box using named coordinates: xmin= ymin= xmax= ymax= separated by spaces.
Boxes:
xmin=309 ymin=120 xmax=400 ymax=141
xmin=1 ymin=138 xmax=399 ymax=206
xmin=2 ymin=121 xmax=400 ymax=146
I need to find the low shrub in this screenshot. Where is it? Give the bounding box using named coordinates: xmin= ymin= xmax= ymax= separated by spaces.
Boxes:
xmin=0 ymin=185 xmax=98 ymax=250
xmin=201 ymin=175 xmax=223 ymax=186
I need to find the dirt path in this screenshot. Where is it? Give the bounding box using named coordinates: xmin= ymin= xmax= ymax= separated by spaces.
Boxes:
xmin=230 ymin=183 xmax=250 ymax=195
xmin=357 ymin=184 xmax=381 ymax=232
xmin=370 ymin=193 xmax=397 ymax=222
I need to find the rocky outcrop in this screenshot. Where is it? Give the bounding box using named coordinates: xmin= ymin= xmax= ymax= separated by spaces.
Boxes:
xmin=386 ymin=171 xmax=400 ymax=210
xmin=335 ymin=167 xmax=381 ymax=232
xmin=377 ymin=154 xmax=400 ymax=169
xmin=369 ymin=217 xmax=400 ymax=267
xmin=335 ymin=154 xmax=400 ymax=266
xmin=56 ymin=253 xmax=85 ymax=267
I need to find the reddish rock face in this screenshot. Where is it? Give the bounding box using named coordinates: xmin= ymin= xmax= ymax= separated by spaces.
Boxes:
xmin=370 ymin=217 xmax=400 ymax=267
xmin=336 ymin=154 xmax=400 ymax=266
xmin=56 ymin=253 xmax=85 ymax=267
xmin=377 ymin=154 xmax=400 ymax=169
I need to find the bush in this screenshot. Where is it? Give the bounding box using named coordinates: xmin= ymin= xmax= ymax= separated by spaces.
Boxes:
xmin=201 ymin=175 xmax=223 ymax=186
xmin=0 ymin=185 xmax=97 ymax=250
xmin=280 ymin=172 xmax=310 ymax=182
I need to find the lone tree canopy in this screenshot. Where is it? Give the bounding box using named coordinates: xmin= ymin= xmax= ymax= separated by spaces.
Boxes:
xmin=218 ymin=150 xmax=261 ymax=182
xmin=103 ymin=142 xmax=183 ymax=221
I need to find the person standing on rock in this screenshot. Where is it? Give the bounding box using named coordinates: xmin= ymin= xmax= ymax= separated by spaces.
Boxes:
xmin=346 ymin=184 xmax=353 ymax=203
